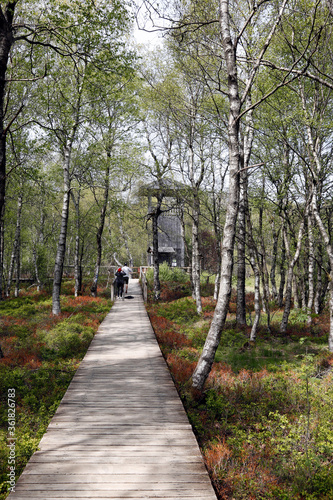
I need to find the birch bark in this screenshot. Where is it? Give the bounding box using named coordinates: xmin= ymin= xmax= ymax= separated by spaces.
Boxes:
xmin=280 ymin=219 xmax=305 ymax=333
xmin=246 ymin=205 xmax=260 ymax=341
xmin=52 ymin=144 xmax=72 ymax=315
xmin=270 ymin=220 xmax=279 ymax=301
xmin=71 ymin=190 xmax=82 ymax=297
xmin=189 ymin=134 xmax=203 ymax=314
xmin=236 ymin=163 xmax=247 ymax=326
xmin=6 ymin=192 xmax=22 ymax=296
xmin=236 ymin=99 xmax=254 ymax=325
xmin=192 ymin=0 xmax=241 ymax=390
xmin=52 ymin=65 xmax=85 ymax=314
xmin=117 ymin=210 xmax=133 ymax=267
xmin=91 ymin=162 xmax=110 ymax=297
xmin=306 ymin=213 xmax=315 ymax=324
xmin=152 ymin=195 xmax=162 ymax=301
xmin=192 ymin=0 xmax=289 ymax=390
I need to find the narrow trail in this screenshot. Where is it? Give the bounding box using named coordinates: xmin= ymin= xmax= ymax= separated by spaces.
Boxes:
xmin=8 ymin=279 xmax=217 ymax=500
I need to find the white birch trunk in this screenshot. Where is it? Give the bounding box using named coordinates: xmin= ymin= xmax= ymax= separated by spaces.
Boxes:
xmin=192 ymin=0 xmax=288 ymax=390
xmin=52 ymin=145 xmax=71 ymax=315
xmin=91 ymin=163 xmax=110 ymax=297
xmin=192 ymin=201 xmax=202 ymax=315
xmin=236 ymin=95 xmax=254 ymax=325
xmin=314 ymin=244 xmax=323 ymax=314
xmin=280 ymin=220 xmax=305 ymax=333
xmin=311 ymin=188 xmax=333 ymax=351
xmin=71 ymin=190 xmax=81 ymax=297
xmin=192 ymin=0 xmax=241 ymax=391
xmin=236 ymin=167 xmax=247 ymax=325
xmin=246 ymin=209 xmax=260 ymax=342
xmin=14 ymin=236 xmax=20 ymax=298
xmin=270 ymin=220 xmax=278 ymax=300
xmin=249 ymin=251 xmax=260 ymax=342
xmin=152 ymin=206 xmax=161 ymax=301
xmin=117 ymin=210 xmax=133 ymax=267
xmin=307 ymin=213 xmax=315 ymax=325
xmin=51 ymin=69 xmax=84 ymax=314
xmin=6 ymin=193 xmax=22 ymax=297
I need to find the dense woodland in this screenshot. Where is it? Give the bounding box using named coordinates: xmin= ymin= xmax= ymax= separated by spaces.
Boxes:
xmin=1 ymin=0 xmax=333 ymax=383
xmin=1 ymin=1 xmax=333 ymax=498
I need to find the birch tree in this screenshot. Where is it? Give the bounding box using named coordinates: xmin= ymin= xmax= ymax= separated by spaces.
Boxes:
xmin=192 ymin=0 xmax=290 ymax=391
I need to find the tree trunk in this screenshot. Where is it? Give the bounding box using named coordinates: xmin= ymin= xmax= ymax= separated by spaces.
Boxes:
xmin=293 ymin=274 xmax=301 ymax=310
xmin=311 ymin=188 xmax=333 ymax=351
xmin=14 ymin=232 xmax=20 ymax=297
xmin=270 ymin=220 xmax=279 ymax=301
xmin=214 ymin=259 xmax=221 ymax=301
xmin=236 ymin=168 xmax=247 ymax=326
xmin=33 ymin=248 xmax=42 ymax=292
xmin=192 ymin=0 xmax=241 ymax=391
xmin=52 ymin=145 xmax=71 ymax=315
xmin=152 ymin=200 xmax=162 ymax=301
xmin=192 ymin=199 xmax=202 ymax=315
xmin=306 ymin=213 xmax=315 ymax=324
xmin=0 ymin=2 xmax=17 ymax=299
xmin=91 ymin=164 xmax=109 ymax=297
xmin=280 ymin=220 xmax=305 ymax=334
xmin=236 ymin=97 xmax=253 ymax=326
xmin=6 ymin=192 xmax=22 ymax=296
xmin=258 ymin=204 xmax=271 ymax=329
xmin=246 ymin=208 xmax=260 ymax=342
xmin=117 ymin=209 xmax=133 ymax=267
xmin=71 ymin=190 xmax=83 ymax=297
xmin=278 ymin=231 xmax=286 ymax=307
xmin=314 ymin=243 xmax=323 ymax=314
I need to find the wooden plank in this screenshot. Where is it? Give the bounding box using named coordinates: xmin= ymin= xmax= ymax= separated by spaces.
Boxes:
xmin=12 ymin=474 xmax=212 ymax=484
xmin=9 ymin=496 xmax=217 ymax=500
xmin=7 ymin=280 xmax=217 ymax=500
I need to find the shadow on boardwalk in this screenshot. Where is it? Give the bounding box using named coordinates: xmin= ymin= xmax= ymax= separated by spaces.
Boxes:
xmin=8 ymin=279 xmax=217 ymax=500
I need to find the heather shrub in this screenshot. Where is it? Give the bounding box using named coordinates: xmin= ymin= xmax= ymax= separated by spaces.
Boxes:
xmin=146 ymin=262 xmax=189 ymax=283
xmin=156 ymin=297 xmax=198 ymax=323
xmin=39 ymin=321 xmax=94 ymax=358
xmin=0 ymin=298 xmax=36 ymax=318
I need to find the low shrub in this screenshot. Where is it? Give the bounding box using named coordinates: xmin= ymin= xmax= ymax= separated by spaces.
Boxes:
xmin=39 ymin=321 xmax=94 ymax=358
xmin=156 ymin=297 xmax=199 ymax=323
xmin=145 ymin=284 xmax=333 ymax=500
xmin=146 ymin=262 xmax=189 ymax=283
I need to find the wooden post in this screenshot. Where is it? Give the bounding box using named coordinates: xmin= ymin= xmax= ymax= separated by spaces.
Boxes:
xmin=111 ymin=280 xmax=114 ymax=301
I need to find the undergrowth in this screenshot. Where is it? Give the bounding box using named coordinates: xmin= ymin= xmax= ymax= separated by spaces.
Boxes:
xmin=146 ymin=286 xmax=333 ymax=500
xmin=0 ymin=282 xmax=111 ymax=499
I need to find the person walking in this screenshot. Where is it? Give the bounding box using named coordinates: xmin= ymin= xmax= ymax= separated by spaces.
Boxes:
xmin=122 ymin=262 xmax=132 ymax=295
xmin=115 ymin=267 xmax=125 ymax=299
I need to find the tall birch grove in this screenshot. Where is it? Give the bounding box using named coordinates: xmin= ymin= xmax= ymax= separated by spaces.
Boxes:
xmin=2 ymin=0 xmax=333 ymax=382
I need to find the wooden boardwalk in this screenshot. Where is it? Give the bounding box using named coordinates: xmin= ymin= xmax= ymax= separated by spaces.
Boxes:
xmin=8 ymin=279 xmax=218 ymax=500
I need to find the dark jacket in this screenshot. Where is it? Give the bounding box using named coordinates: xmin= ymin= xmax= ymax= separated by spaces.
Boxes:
xmin=115 ymin=270 xmax=125 ymax=284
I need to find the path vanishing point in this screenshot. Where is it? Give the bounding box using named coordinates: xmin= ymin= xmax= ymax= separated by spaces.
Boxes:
xmin=8 ymin=279 xmax=218 ymax=500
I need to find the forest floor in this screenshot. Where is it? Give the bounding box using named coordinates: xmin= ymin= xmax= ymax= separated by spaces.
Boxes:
xmin=0 ymin=279 xmax=333 ymax=500
xmin=0 ymin=281 xmax=112 ymax=500
xmin=146 ymin=280 xmax=333 ymax=500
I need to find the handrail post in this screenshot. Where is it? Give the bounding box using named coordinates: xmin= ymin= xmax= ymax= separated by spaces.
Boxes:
xmin=111 ymin=280 xmax=115 ymax=301
xmin=140 ymin=268 xmax=148 ymax=303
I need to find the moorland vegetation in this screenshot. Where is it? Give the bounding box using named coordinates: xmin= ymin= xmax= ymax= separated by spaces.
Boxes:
xmin=145 ymin=266 xmax=333 ymax=500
